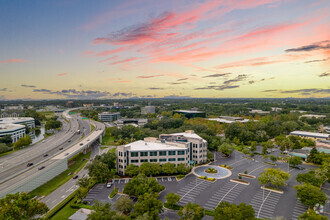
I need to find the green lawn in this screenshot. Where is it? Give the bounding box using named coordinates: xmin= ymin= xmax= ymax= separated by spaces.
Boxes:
xmin=91 ymin=123 xmax=95 ymax=132
xmin=101 ymin=135 xmax=115 ymax=145
xmin=51 ymin=199 xmax=77 ymax=220
xmin=30 ymin=152 xmax=91 ymax=197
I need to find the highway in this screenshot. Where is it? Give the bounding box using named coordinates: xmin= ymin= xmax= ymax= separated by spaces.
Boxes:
xmin=0 ymin=114 xmax=90 ymax=183
xmin=0 ymin=113 xmax=105 ymax=197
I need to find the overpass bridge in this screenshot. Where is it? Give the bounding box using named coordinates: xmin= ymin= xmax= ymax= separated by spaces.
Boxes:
xmin=0 ymin=110 xmax=105 ymax=198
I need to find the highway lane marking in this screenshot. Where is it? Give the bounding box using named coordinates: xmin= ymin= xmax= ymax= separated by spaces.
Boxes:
xmin=51 ymin=199 xmax=57 ymax=203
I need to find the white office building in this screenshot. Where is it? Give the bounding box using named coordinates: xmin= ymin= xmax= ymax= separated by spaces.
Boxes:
xmin=116 ymin=130 xmax=207 ymax=175
xmin=0 ymin=124 xmax=26 ymax=143
xmin=0 ymin=117 xmax=35 ymax=129
xmin=98 ymin=112 xmax=120 ymax=122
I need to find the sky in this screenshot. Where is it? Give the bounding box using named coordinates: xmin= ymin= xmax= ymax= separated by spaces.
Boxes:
xmin=0 ymin=0 xmax=329 ymax=100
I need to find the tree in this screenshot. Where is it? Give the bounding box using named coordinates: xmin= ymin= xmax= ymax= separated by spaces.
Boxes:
xmin=133 ymin=193 xmax=163 ymax=220
xmin=165 ymin=193 xmax=180 ymax=208
xmin=258 ymin=168 xmax=290 ymax=188
xmin=176 ymin=163 xmax=190 ymax=175
xmin=288 ymin=156 xmax=302 ymax=167
xmin=87 ymin=200 xmax=124 ymax=220
xmin=298 ymin=209 xmax=328 ymax=220
xmin=177 ymin=202 xmax=204 ymax=220
xmin=214 ymin=201 xmax=255 ymax=220
xmin=76 ymin=187 xmax=88 ymax=202
xmin=294 ymin=184 xmax=327 ymax=209
xmin=161 ymin=163 xmax=176 ymax=175
xmin=114 ymin=196 xmax=133 ymax=215
xmin=0 ymin=135 xmax=12 ymax=145
xmin=250 ymin=141 xmax=257 ymax=152
xmin=77 ymin=176 xmax=90 ymax=188
xmin=123 ymin=174 xmax=164 ymax=196
xmin=87 ymin=160 xmax=112 ymax=182
xmin=218 ymin=143 xmax=234 ymax=157
xmin=296 ymin=170 xmax=326 ymax=187
xmin=0 ymin=143 xmax=10 ymax=154
xmin=270 ymin=155 xmax=277 ymax=164
xmin=308 ymin=147 xmax=321 ymax=164
xmin=0 ymin=192 xmax=48 ymax=220
xmin=125 ymin=164 xmax=140 ymax=177
xmin=13 ymin=135 xmax=32 ymax=150
xmin=95 ymin=151 xmax=117 ymax=170
xmin=140 ymin=162 xmax=161 ymax=176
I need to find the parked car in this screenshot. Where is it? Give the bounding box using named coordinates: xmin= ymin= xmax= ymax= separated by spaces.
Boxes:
xmin=106 ymin=179 xmax=112 ymax=188
xmin=27 ymin=163 xmax=33 ymax=167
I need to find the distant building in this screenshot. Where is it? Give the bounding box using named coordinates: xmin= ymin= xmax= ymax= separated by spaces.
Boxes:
xmin=289 ymin=131 xmax=329 ymax=141
xmin=271 ymin=107 xmax=282 ymax=112
xmin=324 ymin=126 xmax=330 ymax=134
xmin=115 ymin=118 xmax=147 ymax=127
xmin=208 ymin=116 xmax=252 ymax=124
xmin=173 ymin=110 xmax=206 ymax=118
xmin=290 ymin=110 xmax=307 ymax=114
xmin=116 ymin=130 xmax=207 ymax=175
xmin=0 ymin=124 xmax=26 ymax=143
xmin=66 ymin=101 xmax=74 ymax=107
xmin=141 ymin=106 xmax=155 ymax=115
xmin=113 ymin=102 xmax=122 ymax=107
xmin=300 ymin=114 xmax=326 ymax=119
xmin=249 ymin=109 xmax=270 ymax=114
xmin=98 ymin=112 xmax=120 ymax=122
xmin=0 ymin=117 xmax=35 ymax=129
xmin=83 ymin=103 xmax=94 ymax=108
xmin=3 ymin=105 xmax=24 ymax=111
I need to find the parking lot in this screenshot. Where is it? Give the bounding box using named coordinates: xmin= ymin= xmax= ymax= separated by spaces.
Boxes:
xmin=83 ymin=149 xmax=328 ymax=219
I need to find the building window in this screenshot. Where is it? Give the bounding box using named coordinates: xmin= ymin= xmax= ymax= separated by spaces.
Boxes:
xmin=159 ymin=158 xmax=167 ymax=162
xmin=131 ymin=160 xmax=138 ymax=163
xmin=178 ymin=150 xmax=185 ymax=155
xmin=168 ymin=158 xmax=176 ymax=161
xmin=150 ymin=159 xmax=157 ymax=162
xmin=150 ymin=151 xmax=157 ymax=156
xmin=159 ymin=151 xmax=167 ymax=156
xmin=140 ymin=159 xmax=148 ymax=163
xmin=131 ymin=152 xmax=138 ymax=157
xmin=178 ymin=158 xmax=185 ymax=161
xmin=140 ymin=152 xmax=148 ymax=157
xmin=168 ymin=151 xmax=176 ymax=155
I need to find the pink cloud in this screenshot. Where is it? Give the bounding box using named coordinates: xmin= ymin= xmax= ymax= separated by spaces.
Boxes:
xmin=81 ymin=51 xmax=95 ymax=56
xmin=95 ymin=47 xmax=128 ymax=56
xmin=98 ymin=56 xmax=119 ymax=63
xmin=108 ymin=57 xmax=140 ymax=65
xmin=115 ymin=80 xmax=132 ymax=83
xmin=0 ymin=59 xmax=26 ymax=64
xmin=58 ymin=73 xmax=68 ymax=76
xmin=137 ymin=74 xmax=164 ymax=79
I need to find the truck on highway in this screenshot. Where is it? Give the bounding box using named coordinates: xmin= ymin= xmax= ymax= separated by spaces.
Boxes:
xmin=77 ymin=129 xmax=80 ymax=134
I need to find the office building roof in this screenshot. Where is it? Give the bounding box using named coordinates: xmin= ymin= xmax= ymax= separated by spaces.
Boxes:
xmin=0 ymin=123 xmax=25 ymax=132
xmin=125 ymin=140 xmax=187 ymax=151
xmin=0 ymin=117 xmax=35 ymax=124
xmin=290 ymin=131 xmax=329 ymax=139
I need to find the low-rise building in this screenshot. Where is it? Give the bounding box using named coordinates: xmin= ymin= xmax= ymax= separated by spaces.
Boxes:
xmin=141 ymin=106 xmax=155 ymax=114
xmin=115 ymin=118 xmax=147 ymax=127
xmin=98 ymin=112 xmax=120 ymax=122
xmin=208 ymin=116 xmax=251 ymax=124
xmin=173 ymin=110 xmax=206 ymax=118
xmin=116 ymin=130 xmax=207 ymax=175
xmin=249 ymin=109 xmax=270 ymax=114
xmin=300 ymin=114 xmax=326 ymax=119
xmin=289 ymin=131 xmax=329 ymax=141
xmin=0 ymin=124 xmax=26 ymax=143
xmin=271 ymin=107 xmax=282 ymax=112
xmin=0 ymin=117 xmax=35 ymax=129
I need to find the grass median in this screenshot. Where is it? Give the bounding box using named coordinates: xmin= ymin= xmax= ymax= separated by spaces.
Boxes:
xmin=30 ymin=152 xmax=91 ymax=197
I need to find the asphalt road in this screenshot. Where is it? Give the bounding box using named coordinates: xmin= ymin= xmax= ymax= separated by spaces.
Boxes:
xmin=0 ymin=115 xmax=86 ymax=183
xmin=43 ymin=143 xmax=107 ymax=210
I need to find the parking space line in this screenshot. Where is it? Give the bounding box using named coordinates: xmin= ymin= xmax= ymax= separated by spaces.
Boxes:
xmin=257 ymin=191 xmax=271 ymax=218
xmin=248 ymin=164 xmax=268 ymax=175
